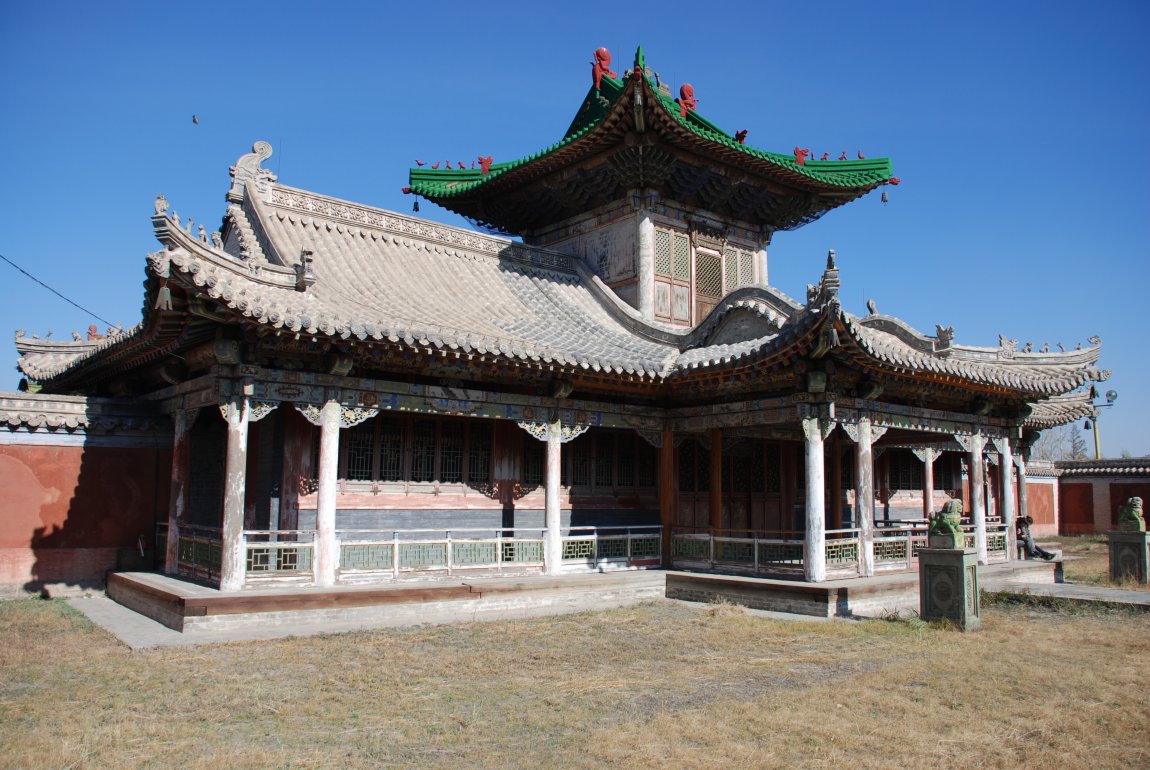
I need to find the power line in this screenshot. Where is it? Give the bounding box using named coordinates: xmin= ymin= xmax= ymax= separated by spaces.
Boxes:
xmin=0 ymin=250 xmax=116 ymax=328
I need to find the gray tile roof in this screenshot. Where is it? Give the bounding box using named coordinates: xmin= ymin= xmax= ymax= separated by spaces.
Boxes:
xmin=12 ymin=158 xmax=1109 ymax=410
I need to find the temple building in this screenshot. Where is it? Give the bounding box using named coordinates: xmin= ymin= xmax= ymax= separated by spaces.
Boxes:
xmin=2 ymin=47 xmax=1110 ymax=597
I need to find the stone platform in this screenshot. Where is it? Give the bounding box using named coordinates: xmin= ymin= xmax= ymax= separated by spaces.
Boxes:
xmin=102 ymin=558 xmax=1065 ymax=645
xmin=105 ymin=570 xmax=667 ymax=637
xmin=665 ymin=559 xmax=1061 ymax=618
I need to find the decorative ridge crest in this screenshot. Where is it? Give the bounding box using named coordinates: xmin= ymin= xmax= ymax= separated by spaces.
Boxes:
xmin=266 ymin=183 xmax=577 ymax=276
xmin=228 ymin=141 xmax=277 ymax=204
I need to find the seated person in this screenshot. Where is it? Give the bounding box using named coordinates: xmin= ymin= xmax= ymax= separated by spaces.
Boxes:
xmin=1015 ymin=515 xmax=1055 ymax=560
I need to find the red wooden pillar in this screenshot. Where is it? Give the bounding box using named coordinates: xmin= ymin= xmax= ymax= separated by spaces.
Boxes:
xmin=709 ymin=429 xmax=723 ymax=532
xmin=659 ymin=426 xmax=676 ymax=564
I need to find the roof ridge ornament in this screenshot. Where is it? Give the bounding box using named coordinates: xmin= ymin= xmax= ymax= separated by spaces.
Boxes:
xmin=228 ymin=141 xmax=277 ymax=204
xmin=934 ymin=324 xmax=955 ymax=356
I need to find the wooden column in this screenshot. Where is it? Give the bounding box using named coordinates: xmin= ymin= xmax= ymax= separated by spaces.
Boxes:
xmin=709 ymin=428 xmax=723 ymax=532
xmin=831 ymin=432 xmax=843 ymax=529
xmin=1015 ymin=454 xmax=1028 ymax=558
xmin=279 ymin=408 xmax=309 ymax=532
xmin=659 ymin=426 xmax=675 ymax=565
xmin=544 ymin=419 xmax=563 ymax=576
xmin=781 ymin=443 xmax=795 ymax=531
xmin=914 ymin=447 xmax=937 ymax=519
xmin=219 ymin=394 xmax=251 ymax=592
xmin=164 ymin=408 xmax=194 ymax=575
xmin=996 ymin=437 xmax=1017 ymax=560
xmin=849 ymin=418 xmax=879 ymax=577
xmin=314 ymin=397 xmax=341 ymax=587
xmin=968 ymin=434 xmax=988 ymax=565
xmin=802 ymin=413 xmax=828 ymax=582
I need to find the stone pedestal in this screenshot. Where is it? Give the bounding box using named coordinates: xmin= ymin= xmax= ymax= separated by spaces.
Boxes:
xmin=1108 ymin=531 xmax=1150 ymax=584
xmin=918 ymin=548 xmax=980 ymax=631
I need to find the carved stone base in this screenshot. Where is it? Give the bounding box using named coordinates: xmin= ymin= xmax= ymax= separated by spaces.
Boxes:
xmin=918 ymin=548 xmax=980 ymax=631
xmin=1108 ymin=531 xmax=1150 ymax=584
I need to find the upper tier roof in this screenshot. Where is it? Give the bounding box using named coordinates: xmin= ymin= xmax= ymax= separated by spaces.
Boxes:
xmin=406 ymin=47 xmax=897 ymax=235
xmin=15 ymin=143 xmax=1104 ymax=423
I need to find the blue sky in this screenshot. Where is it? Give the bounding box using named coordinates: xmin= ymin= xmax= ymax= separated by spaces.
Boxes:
xmin=1 ymin=1 xmax=1147 ymax=455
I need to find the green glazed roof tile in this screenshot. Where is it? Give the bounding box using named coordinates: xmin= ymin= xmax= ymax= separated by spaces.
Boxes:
xmin=408 ymin=48 xmax=894 ymax=200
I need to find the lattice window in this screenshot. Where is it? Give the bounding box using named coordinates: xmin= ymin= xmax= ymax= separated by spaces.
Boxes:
xmin=637 ymin=439 xmax=657 ymax=488
xmin=749 ymin=442 xmax=765 ymax=492
xmin=738 ymin=250 xmax=755 ymax=286
xmin=673 ymin=233 xmax=690 ymax=279
xmin=933 ymin=455 xmax=956 ymax=491
xmin=655 ymin=229 xmax=671 ymax=276
xmin=695 ymin=440 xmax=710 ymax=493
xmin=696 ymin=251 xmax=722 ymax=298
xmin=411 ymin=420 xmax=436 ymax=482
xmin=595 ymin=432 xmax=615 ymax=487
xmin=468 ymin=421 xmax=491 ymax=484
xmin=439 ymin=421 xmax=464 ymax=483
xmin=524 ymin=439 xmax=544 ymax=486
xmin=571 ymin=434 xmax=593 ymax=486
xmin=765 ymin=444 xmax=781 ymax=493
xmin=308 ymin=429 xmax=320 ymax=483
xmin=378 ymin=416 xmax=404 ymax=481
xmin=616 ymin=434 xmax=634 ymax=487
xmin=723 ymin=247 xmax=738 ymax=292
xmin=678 ymin=439 xmax=696 ymax=492
xmin=889 ymin=449 xmax=923 ymax=491
xmin=343 ymin=420 xmax=375 ymax=481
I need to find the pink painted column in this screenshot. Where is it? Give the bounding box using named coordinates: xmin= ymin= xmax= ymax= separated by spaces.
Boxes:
xmin=852 ymin=417 xmax=875 ymax=577
xmin=219 ymin=395 xmax=251 ymax=592
xmin=969 ymin=434 xmax=988 ymax=565
xmin=545 ymin=419 xmax=563 ymax=576
xmin=314 ymin=398 xmax=341 ymax=587
xmin=164 ymin=408 xmax=194 ymax=574
xmin=802 ymin=413 xmax=828 ymax=582
xmin=913 ymin=447 xmax=937 ymax=519
xmin=995 ymin=437 xmax=1017 ymax=561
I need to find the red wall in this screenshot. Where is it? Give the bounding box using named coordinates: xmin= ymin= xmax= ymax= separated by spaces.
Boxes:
xmin=1110 ymin=483 xmax=1150 ymax=528
xmin=1059 ymin=482 xmax=1094 ymax=535
xmin=0 ymin=443 xmax=170 ymax=592
xmin=1027 ymin=481 xmax=1057 ymax=535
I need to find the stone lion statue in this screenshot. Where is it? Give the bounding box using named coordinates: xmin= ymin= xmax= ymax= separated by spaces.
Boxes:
xmin=929 ymin=499 xmax=965 ymax=548
xmin=1118 ymin=497 xmax=1145 ymax=532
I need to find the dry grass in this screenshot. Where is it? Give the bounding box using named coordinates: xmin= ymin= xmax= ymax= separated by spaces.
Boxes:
xmin=1 ymin=597 xmax=1148 ymax=769
xmin=1058 ymin=535 xmax=1149 ymax=589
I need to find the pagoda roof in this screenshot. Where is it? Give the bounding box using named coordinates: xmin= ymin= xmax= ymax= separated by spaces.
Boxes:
xmin=16 ymin=144 xmax=1103 ymax=425
xmin=406 ymin=47 xmax=896 ymax=235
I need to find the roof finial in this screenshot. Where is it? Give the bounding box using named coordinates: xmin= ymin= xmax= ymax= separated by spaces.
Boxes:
xmin=826 ymin=249 xmax=836 ymax=270
xmin=675 ymin=84 xmax=697 ymax=118
xmin=591 ymin=47 xmax=617 ymax=93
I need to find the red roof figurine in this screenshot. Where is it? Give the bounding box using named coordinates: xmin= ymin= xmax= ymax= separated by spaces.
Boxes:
xmin=591 ymin=47 xmax=617 ymax=91
xmin=675 ymin=84 xmax=698 ymax=118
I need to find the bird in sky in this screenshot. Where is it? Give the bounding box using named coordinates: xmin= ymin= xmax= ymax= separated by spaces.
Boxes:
xmin=415 ymin=159 xmax=425 ymax=166
xmin=858 ymin=150 xmax=865 ymax=159
xmin=192 ymin=114 xmax=199 ymax=125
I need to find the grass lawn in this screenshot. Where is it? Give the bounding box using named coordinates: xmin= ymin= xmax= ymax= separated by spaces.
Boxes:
xmin=1 ymin=597 xmax=1148 ymax=769
xmin=1055 ymin=534 xmax=1146 ymax=588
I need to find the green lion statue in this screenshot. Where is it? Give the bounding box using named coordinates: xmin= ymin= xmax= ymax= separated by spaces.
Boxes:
xmin=929 ymin=499 xmax=965 ymax=548
xmin=1118 ymin=497 xmax=1145 ymax=532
